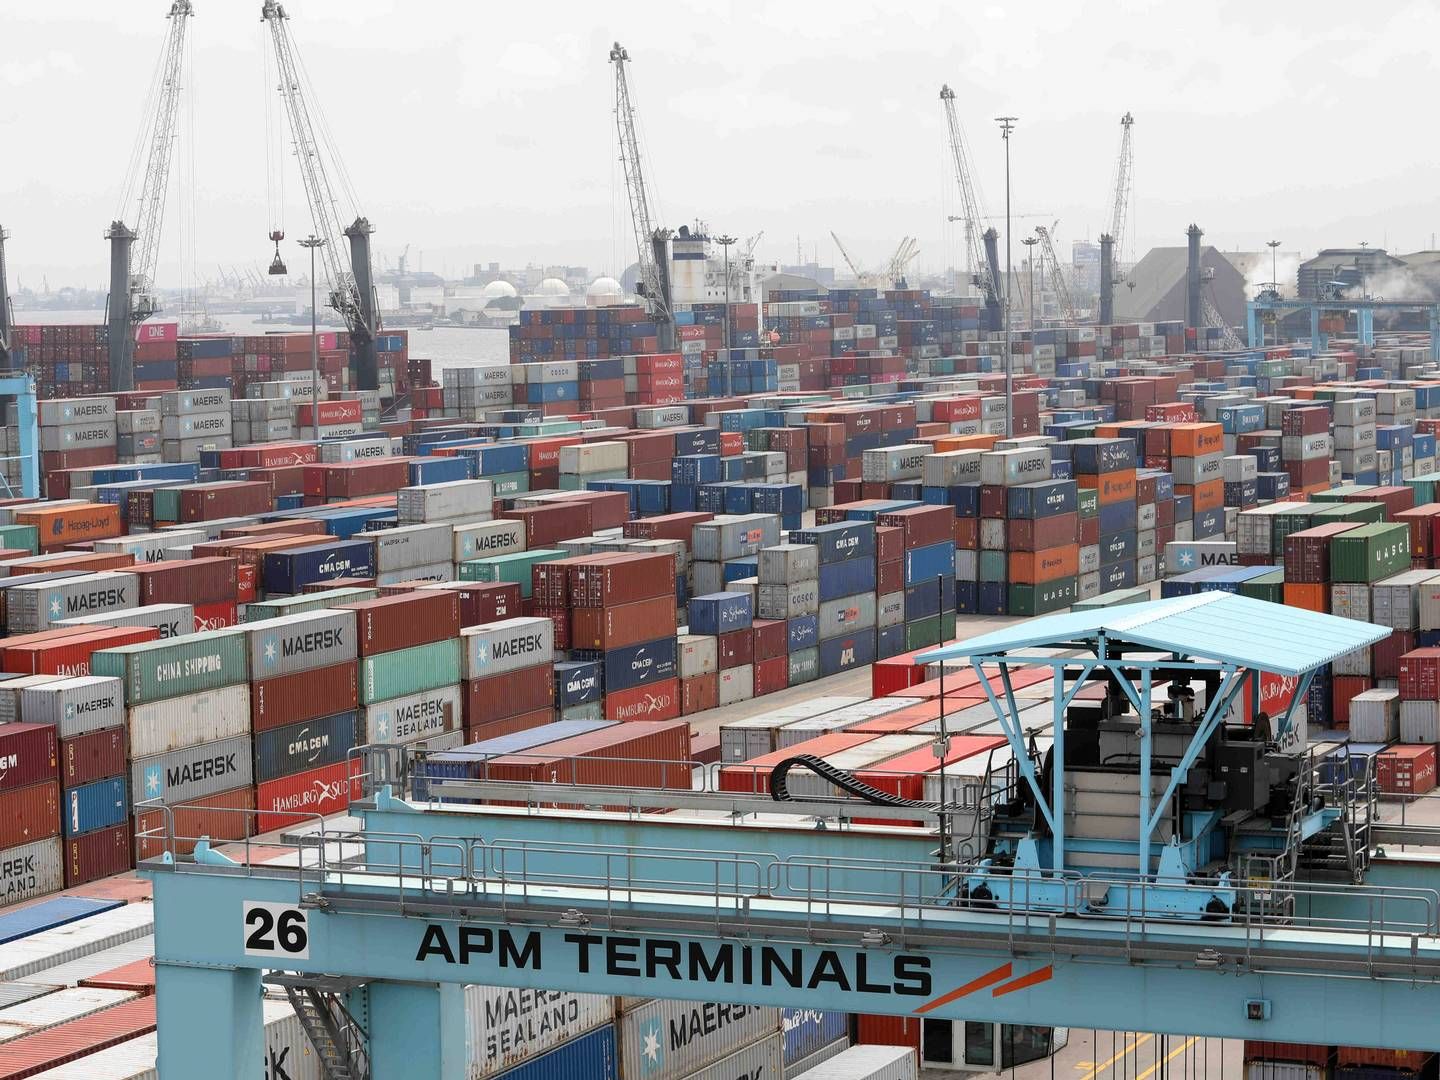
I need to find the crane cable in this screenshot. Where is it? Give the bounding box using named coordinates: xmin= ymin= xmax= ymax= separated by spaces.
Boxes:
xmin=263 ymin=18 xmax=284 ymax=240
xmin=116 ymin=24 xmax=171 ymax=223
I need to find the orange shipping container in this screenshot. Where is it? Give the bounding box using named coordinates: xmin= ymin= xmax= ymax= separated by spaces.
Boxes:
xmin=14 ymin=503 xmax=122 ymax=550
xmin=1076 ymin=469 xmax=1136 ymax=505
xmin=1009 ymin=546 xmax=1080 ymax=584
xmin=1180 ymin=479 xmax=1225 ymax=512
xmin=1169 ymin=422 xmax=1224 ymax=457
xmin=1282 ymin=582 xmax=1327 ymax=613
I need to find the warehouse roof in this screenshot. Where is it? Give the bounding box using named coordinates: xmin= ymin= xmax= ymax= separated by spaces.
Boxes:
xmin=918 ymin=592 xmax=1388 ymax=676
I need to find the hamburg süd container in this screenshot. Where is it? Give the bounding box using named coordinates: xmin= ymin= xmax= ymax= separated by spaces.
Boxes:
xmin=255 ymin=758 xmax=360 ymax=831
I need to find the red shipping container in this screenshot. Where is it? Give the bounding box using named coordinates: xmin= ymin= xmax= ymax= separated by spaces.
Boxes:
xmin=1 ymin=551 xmax=135 ymax=575
xmin=621 ymin=512 xmax=714 ymax=542
xmin=565 ymin=490 xmax=630 ymax=531
xmin=338 ymin=590 xmax=461 ymax=655
xmin=4 ymin=625 xmax=159 ymax=676
xmin=63 ymin=820 xmax=131 ymax=886
xmin=465 ymin=664 xmax=555 ymax=728
xmin=718 ymin=733 xmax=881 ymax=795
xmin=0 ymin=780 xmax=60 ymax=848
xmin=1284 ymin=522 xmax=1364 ymax=583
xmin=59 ymin=728 xmax=126 ymax=789
xmin=717 ymin=629 xmax=753 ymax=669
xmin=856 ymin=1013 xmax=921 ymax=1051
xmin=1400 ymin=648 xmax=1440 ymax=701
xmin=483 ymin=720 xmax=691 ymax=790
xmin=253 ymin=661 xmax=360 ymax=733
xmin=856 ymin=735 xmax=1008 ymax=802
xmin=681 ymin=673 xmax=719 ymax=715
xmin=1397 ymin=504 xmax=1440 ymax=561
xmin=876 ymin=560 xmax=903 ymax=596
xmin=568 ymin=553 xmax=676 ymax=606
xmin=0 ymin=995 xmax=156 ymax=1078
xmin=255 ymin=758 xmax=363 ymax=833
xmin=80 ymin=958 xmax=158 ymax=994
xmin=751 ymin=619 xmax=787 ymax=662
xmin=570 ymin=595 xmax=676 ymax=650
xmin=876 ymin=505 xmax=953 ymax=550
xmin=603 ymin=678 xmax=681 ymax=723
xmin=1336 ymin=1046 xmax=1434 ymax=1071
xmin=1376 ymin=744 xmax=1437 ymax=795
xmin=0 ymin=628 xmax=91 ymax=667
xmin=219 ymin=518 xmax=325 ymax=541
xmin=126 ymin=557 xmax=237 ymax=606
xmin=296 ymin=399 xmax=363 ymax=426
xmin=0 ymin=723 xmax=58 ymax=791
xmin=466 ymin=707 xmax=554 ymax=746
xmin=1242 ymin=1042 xmax=1330 ymax=1068
xmin=193 ymin=600 xmax=238 ymax=631
xmin=1007 ymin=513 xmax=1080 ymax=552
xmin=134 ymin=784 xmax=255 ymax=859
xmin=178 ymin=481 xmax=273 ymax=522
xmin=753 ymin=655 xmax=788 ymax=696
xmin=1373 ymin=630 xmax=1414 ymax=680
xmin=1332 ymin=674 xmax=1373 ymax=727
xmin=504 ymin=503 xmax=593 ymax=547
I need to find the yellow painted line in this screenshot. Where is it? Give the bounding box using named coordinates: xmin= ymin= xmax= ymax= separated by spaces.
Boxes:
xmin=1135 ymin=1036 xmax=1199 ymax=1080
xmin=1077 ymin=1033 xmax=1153 ymax=1080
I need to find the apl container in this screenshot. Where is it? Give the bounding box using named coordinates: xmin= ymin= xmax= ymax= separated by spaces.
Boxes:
xmin=91 ymin=631 xmax=248 ymax=706
xmin=465 ymin=986 xmax=615 ymax=1079
xmin=131 ymin=734 xmax=254 ymax=806
xmin=618 ymin=1000 xmax=781 ymax=1080
xmin=126 ymin=683 xmax=251 ymax=759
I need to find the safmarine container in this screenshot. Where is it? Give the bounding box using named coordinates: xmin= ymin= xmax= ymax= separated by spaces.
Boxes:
xmin=242 ymin=610 xmax=357 ymax=679
xmin=618 ymin=1000 xmax=781 ymax=1080
xmin=360 ymin=684 xmax=462 ymax=745
xmin=0 ymin=837 xmax=63 ymax=906
xmin=489 ymin=1022 xmax=618 ymax=1080
xmin=62 ymin=776 xmax=127 ymax=837
xmin=462 ymin=618 xmax=555 ymax=680
xmin=1329 ymin=522 xmax=1411 ymax=583
xmin=254 ymin=711 xmax=358 ymax=783
xmin=126 ymin=683 xmax=251 ymax=759
xmin=91 ymin=631 xmax=247 ymax=706
xmin=130 ymin=734 xmax=253 ymax=806
xmin=359 ymin=638 xmax=463 ymax=704
xmin=464 ymin=986 xmax=615 ymax=1079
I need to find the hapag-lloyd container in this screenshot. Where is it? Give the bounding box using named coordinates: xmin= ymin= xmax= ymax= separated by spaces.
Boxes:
xmin=241 ymin=610 xmax=357 ymax=679
xmin=252 ymin=662 xmax=360 ymax=733
xmin=255 ymin=758 xmax=360 ymax=831
xmin=131 ymin=734 xmax=253 ymax=806
xmin=0 ymin=837 xmax=63 ymax=906
xmin=254 ymin=710 xmax=358 ymax=783
xmin=360 ymin=638 xmax=463 ymax=704
xmin=0 ymin=723 xmax=58 ymax=792
xmin=91 ymin=631 xmax=248 ymax=705
xmin=618 ymin=999 xmax=781 ymax=1080
xmin=369 ymin=522 xmax=453 ymax=572
xmin=59 ymin=727 xmax=126 ymax=789
xmin=55 ymin=601 xmax=195 ymax=640
xmin=339 ymin=590 xmax=461 ymax=656
xmin=361 ymin=683 xmax=461 ymax=745
xmin=5 ymin=572 xmax=138 ymax=632
xmin=398 ymin=479 xmax=494 ymax=524
xmin=462 ymin=618 xmax=555 ymax=680
xmin=464 ymin=985 xmax=615 ymax=1078
xmin=126 ymin=683 xmax=251 ymax=759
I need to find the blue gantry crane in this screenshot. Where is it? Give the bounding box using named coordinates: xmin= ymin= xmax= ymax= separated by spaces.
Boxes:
xmin=142 ymin=593 xmax=1440 ymax=1080
xmin=1248 ymin=292 xmax=1440 ymax=360
xmin=0 ymin=224 xmax=38 ymax=499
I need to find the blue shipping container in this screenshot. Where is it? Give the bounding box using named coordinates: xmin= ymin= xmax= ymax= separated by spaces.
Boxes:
xmin=905 ymin=576 xmax=955 ymax=620
xmin=877 ymin=623 xmax=906 ymax=659
xmin=0 ymin=896 xmax=122 ymax=946
xmin=788 ymin=615 xmax=819 ymax=651
xmin=688 ymin=592 xmax=754 ymax=635
xmin=818 ymin=629 xmax=877 ymax=676
xmin=493 ymin=1023 xmax=619 ymax=1080
xmin=1006 ymin=479 xmax=1078 ymax=519
xmin=576 ymin=637 xmax=679 ymax=693
xmin=64 ymin=776 xmax=128 ymax=837
xmin=554 ymin=661 xmax=603 ymax=708
xmin=263 ymin=539 xmax=376 ymax=594
xmin=904 ymin=541 xmax=954 ymax=586
xmin=818 ymin=558 xmax=877 ymax=602
xmin=408 ymin=456 xmax=474 ymax=486
xmin=790 ymin=521 xmax=876 ymax=564
xmin=783 ymin=1009 xmax=850 ymax=1065
xmin=1069 ymin=438 xmax=1136 ymax=473
xmin=253 ymin=711 xmax=358 ymax=784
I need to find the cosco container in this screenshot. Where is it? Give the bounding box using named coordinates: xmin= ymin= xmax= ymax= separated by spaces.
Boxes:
xmin=793 ymin=1045 xmax=917 ymax=1080
xmin=359 ymin=638 xmax=463 ymax=704
xmin=91 ymin=631 xmax=247 ymax=706
xmin=489 ymin=1022 xmax=618 ymax=1080
xmin=254 ymin=710 xmax=358 ymax=783
xmin=126 ymin=683 xmax=251 ymax=759
xmin=464 ymin=985 xmax=615 ymax=1078
xmin=241 ymin=610 xmax=357 ymax=678
xmin=62 ymin=776 xmax=127 ymax=837
xmin=618 ymin=1000 xmax=781 ymax=1080
xmin=360 ymin=683 xmax=462 ymax=745
xmin=462 ymin=618 xmax=555 ymax=680
xmin=130 ymin=734 xmax=253 ymax=805
xmin=0 ymin=837 xmax=63 ymax=907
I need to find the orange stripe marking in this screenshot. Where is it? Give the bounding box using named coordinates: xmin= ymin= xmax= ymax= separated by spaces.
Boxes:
xmin=991 ymin=964 xmax=1053 ymax=997
xmin=914 ymin=963 xmax=1012 ymax=1014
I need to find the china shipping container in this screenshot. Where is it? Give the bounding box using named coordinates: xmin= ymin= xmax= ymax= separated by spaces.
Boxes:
xmin=91 ymin=632 xmax=248 ymax=706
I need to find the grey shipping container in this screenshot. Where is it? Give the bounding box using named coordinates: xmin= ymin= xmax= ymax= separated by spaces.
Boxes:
xmin=0 ymin=675 xmax=65 ymax=724
xmin=126 ymin=683 xmax=252 ymax=759
xmin=17 ymin=676 xmax=124 ymax=738
xmin=55 ymin=602 xmax=195 ymax=640
xmin=692 ymin=516 xmax=782 ymax=562
xmin=787 ymin=1040 xmax=849 ymax=1079
xmin=462 ymin=618 xmax=555 ymax=680
xmin=370 ymin=523 xmax=454 ymax=572
xmin=684 ymin=1033 xmax=785 ymax=1080
xmin=0 ymin=837 xmax=63 ymax=907
xmin=464 ymin=985 xmax=615 ymax=1078
xmin=5 ymin=572 xmax=138 ymax=632
xmin=816 ymin=592 xmax=877 ymax=637
xmin=359 ymin=683 xmax=462 ymax=745
xmin=788 ymin=648 xmax=819 ymax=685
xmin=131 ymin=733 xmax=254 ymax=805
xmin=242 ymin=610 xmax=357 ymax=679
xmin=619 ymin=1000 xmax=781 ymax=1080
xmin=398 ymin=479 xmax=494 ymax=524
xmin=454 ymin=520 xmax=526 ymax=563
xmin=758 ymin=582 xmax=820 ymax=621
xmin=758 ymin=544 xmax=819 ymax=585
xmin=791 ymin=1045 xmax=917 ymax=1080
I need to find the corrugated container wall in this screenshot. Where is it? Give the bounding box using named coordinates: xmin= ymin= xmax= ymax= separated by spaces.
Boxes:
xmin=464 ymin=985 xmax=615 ymax=1078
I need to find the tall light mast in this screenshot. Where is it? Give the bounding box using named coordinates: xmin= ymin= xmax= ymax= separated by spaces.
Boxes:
xmin=939 ymin=84 xmax=1001 ymax=328
xmin=106 ymin=0 xmax=193 ymax=392
xmin=262 ymin=0 xmax=379 ymax=390
xmin=610 ymin=41 xmax=675 ymax=351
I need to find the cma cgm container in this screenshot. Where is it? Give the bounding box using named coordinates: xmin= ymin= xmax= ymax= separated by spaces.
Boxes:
xmin=465 ymin=986 xmax=615 ymax=1078
xmin=263 ymin=539 xmax=377 ymax=595
xmin=253 ymin=710 xmax=357 ymax=783
xmin=91 ymin=631 xmax=248 ymax=705
xmin=0 ymin=723 xmax=59 ymax=792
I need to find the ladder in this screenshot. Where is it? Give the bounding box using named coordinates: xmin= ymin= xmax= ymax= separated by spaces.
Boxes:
xmin=265 ymin=973 xmax=370 ymax=1080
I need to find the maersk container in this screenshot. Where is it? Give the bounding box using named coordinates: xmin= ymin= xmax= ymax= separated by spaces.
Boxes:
xmin=55 ymin=601 xmax=195 ymax=640
xmin=465 ymin=985 xmax=615 ymax=1078
xmin=263 ymin=539 xmax=376 ymax=595
xmin=793 ymin=1045 xmax=917 ymax=1080
xmin=62 ymin=776 xmax=127 ymax=838
xmin=369 ymin=522 xmax=453 ymax=572
xmin=130 ymin=733 xmax=253 ymax=806
xmin=242 ymin=610 xmax=357 ymax=679
xmin=5 ymin=572 xmax=138 ymax=633
xmin=126 ymin=683 xmax=251 ymax=759
xmin=618 ymin=1000 xmax=781 ymax=1080
xmin=254 ymin=710 xmax=358 ymax=783
xmin=397 ymin=478 xmax=494 ymax=524
xmin=91 ymin=631 xmax=248 ymax=706
xmin=462 ymin=617 xmax=555 ymax=680
xmin=360 ymin=684 xmax=462 ymax=745
xmin=0 ymin=837 xmax=63 ymax=908
xmin=490 ymin=1021 xmax=618 ymax=1080
xmin=453 ymin=520 xmax=526 ymax=563
xmin=359 ymin=638 xmax=463 ymax=704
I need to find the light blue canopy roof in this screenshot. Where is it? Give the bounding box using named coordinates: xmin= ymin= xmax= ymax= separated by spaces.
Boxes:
xmin=916 ymin=591 xmax=1390 ymax=677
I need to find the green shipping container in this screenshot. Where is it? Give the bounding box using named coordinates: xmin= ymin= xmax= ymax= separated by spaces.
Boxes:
xmin=151 ymin=488 xmax=182 ymax=524
xmin=358 ymin=638 xmax=462 ymax=704
xmin=1009 ymin=577 xmax=1079 ymax=616
xmin=458 ymin=548 xmax=565 ymax=598
xmin=0 ymin=524 xmax=39 ymax=555
xmin=1310 ymin=484 xmax=1374 ymax=504
xmin=1310 ymin=502 xmax=1385 ymax=526
xmin=1238 ymin=569 xmax=1285 ymax=605
xmin=904 ymin=611 xmax=956 ymax=651
xmin=244 ymin=586 xmax=382 ymax=622
xmin=1077 ymin=489 xmax=1100 ymax=518
xmin=1072 ymin=585 xmax=1150 ymax=611
xmin=488 ymin=472 xmax=530 ymax=498
xmin=92 ymin=630 xmax=249 ymax=706
xmin=978 ymin=550 xmax=1007 ymax=582
xmin=1329 ymin=522 xmax=1411 ymax=583
xmin=1404 ymin=476 xmax=1437 ymax=506
xmin=1272 ymin=507 xmax=1319 ymax=552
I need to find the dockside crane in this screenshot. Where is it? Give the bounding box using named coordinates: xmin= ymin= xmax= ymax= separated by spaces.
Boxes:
xmin=105 ymin=0 xmax=192 ymax=393
xmin=262 ymin=0 xmax=380 ymax=390
xmin=1098 ymin=112 xmax=1134 ymax=325
xmin=1034 ymin=223 xmax=1079 ymax=325
xmin=609 ymin=42 xmax=675 ymax=351
xmin=0 ymin=225 xmax=12 ymax=368
xmin=940 ymin=84 xmax=1002 ymax=328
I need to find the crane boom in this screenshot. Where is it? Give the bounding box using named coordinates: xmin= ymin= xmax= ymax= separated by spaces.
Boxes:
xmin=829 ymin=231 xmax=867 ymax=284
xmin=939 ymin=84 xmax=997 ymax=316
xmin=1107 ymin=112 xmax=1135 ymax=269
xmin=262 ymin=0 xmax=378 ymax=388
xmin=609 ymin=42 xmax=673 ymax=343
xmin=0 ymin=225 xmax=11 ymax=366
xmin=1035 ymin=225 xmax=1079 ymax=325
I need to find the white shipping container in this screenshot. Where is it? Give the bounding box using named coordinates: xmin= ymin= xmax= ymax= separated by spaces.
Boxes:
xmin=1334 ymin=398 xmax=1376 ymax=425
xmin=792 ymin=1045 xmax=917 ymax=1080
xmin=1243 ymin=1064 xmax=1325 ymax=1080
xmin=17 ymin=676 xmax=124 ymax=737
xmin=319 ymin=436 xmax=394 ymax=462
xmin=0 ymin=903 xmax=155 ymax=982
xmin=159 ymin=411 xmax=230 ymax=441
xmin=684 ymin=1034 xmax=784 ymax=1080
xmin=369 ymin=523 xmax=454 ymax=572
xmin=678 ymin=634 xmax=719 ymax=679
xmin=1401 ymin=699 xmax=1440 ymax=743
xmin=160 ymin=388 xmax=230 ymax=417
xmin=717 ymin=664 xmax=755 ymax=706
xmin=921 ymin=449 xmax=983 ymax=487
xmin=5 ymin=572 xmax=138 ymax=632
xmin=861 ymin=444 xmax=927 ymax=483
xmin=55 ymin=602 xmax=195 ymax=640
xmin=360 ymin=683 xmax=462 ymax=746
xmin=0 ymin=837 xmax=63 ymax=907
xmin=464 ymin=985 xmax=615 ymax=1079
xmin=559 ymin=442 xmax=628 ymax=474
xmin=1349 ymin=689 xmax=1400 ymax=743
xmin=978 ymin=447 xmax=1048 ymax=486
xmin=38 ymin=423 xmax=117 ymax=452
xmin=94 ymin=530 xmax=205 ymax=564
xmin=375 ymin=562 xmax=453 ymax=586
xmin=398 ymin=479 xmax=495 ymax=525
xmin=462 ymin=617 xmax=554 ymax=679
xmin=37 ymin=398 xmax=115 ymax=427
xmin=877 ymin=591 xmax=904 ymax=629
xmin=454 ymin=520 xmax=526 ymax=563
xmin=126 ymin=683 xmax=251 ymax=759
xmin=0 ymin=987 xmax=138 ymax=1043
xmin=0 ymin=675 xmax=65 ymax=724
xmin=619 ymin=1000 xmax=782 ymax=1080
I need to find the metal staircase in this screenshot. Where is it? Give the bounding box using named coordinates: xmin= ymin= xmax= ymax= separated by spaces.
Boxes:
xmin=265 ymin=973 xmax=370 ymax=1080
xmin=1297 ymin=747 xmax=1376 ymax=884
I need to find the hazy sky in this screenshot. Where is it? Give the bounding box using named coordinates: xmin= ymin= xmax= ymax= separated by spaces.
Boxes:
xmin=5 ymin=0 xmax=1439 ymax=291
